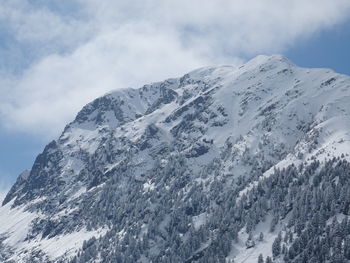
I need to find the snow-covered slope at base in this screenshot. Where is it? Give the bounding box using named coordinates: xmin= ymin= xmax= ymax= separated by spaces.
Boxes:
xmin=1 ymin=55 xmax=350 ymax=262
xmin=0 ymin=199 xmax=105 ymax=262
xmin=0 ymin=200 xmax=37 ymax=247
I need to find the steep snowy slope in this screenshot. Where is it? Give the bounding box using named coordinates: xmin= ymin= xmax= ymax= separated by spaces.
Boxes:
xmin=1 ymin=55 xmax=350 ymax=262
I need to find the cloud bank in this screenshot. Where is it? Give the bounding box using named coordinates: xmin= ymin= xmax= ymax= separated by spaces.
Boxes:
xmin=1 ymin=0 xmax=350 ymax=137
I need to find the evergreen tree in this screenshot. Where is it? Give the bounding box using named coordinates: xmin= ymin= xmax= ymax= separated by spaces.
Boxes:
xmin=258 ymin=253 xmax=264 ymax=263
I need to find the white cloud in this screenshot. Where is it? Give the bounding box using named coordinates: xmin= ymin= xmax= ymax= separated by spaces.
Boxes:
xmin=0 ymin=0 xmax=92 ymax=50
xmin=1 ymin=0 xmax=350 ymax=137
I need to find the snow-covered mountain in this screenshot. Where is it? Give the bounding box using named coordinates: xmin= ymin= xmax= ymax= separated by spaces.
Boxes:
xmin=1 ymin=55 xmax=350 ymax=263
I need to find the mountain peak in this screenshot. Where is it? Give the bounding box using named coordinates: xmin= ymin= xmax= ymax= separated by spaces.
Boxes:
xmin=248 ymin=54 xmax=292 ymax=64
xmin=240 ymin=54 xmax=294 ymax=73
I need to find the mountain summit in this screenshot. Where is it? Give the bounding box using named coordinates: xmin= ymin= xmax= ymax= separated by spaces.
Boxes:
xmin=1 ymin=55 xmax=350 ymax=262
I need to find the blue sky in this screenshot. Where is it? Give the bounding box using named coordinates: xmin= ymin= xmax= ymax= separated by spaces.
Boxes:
xmin=287 ymin=18 xmax=350 ymax=76
xmin=1 ymin=0 xmax=350 ymax=190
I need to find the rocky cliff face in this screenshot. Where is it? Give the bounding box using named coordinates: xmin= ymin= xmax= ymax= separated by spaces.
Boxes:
xmin=1 ymin=55 xmax=350 ymax=262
